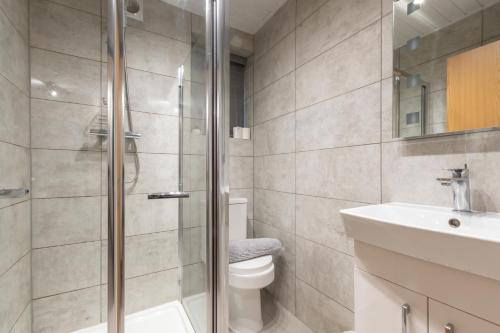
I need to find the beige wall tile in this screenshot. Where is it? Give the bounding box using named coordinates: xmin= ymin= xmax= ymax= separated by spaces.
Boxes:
xmin=0 ymin=143 xmax=30 ymax=209
xmin=123 ymin=153 xmax=178 ymax=194
xmin=31 ymin=99 xmax=101 ymax=150
xmin=131 ymin=112 xmax=179 ymax=154
xmin=32 ymin=197 xmax=100 ymax=248
xmin=229 ymin=137 xmax=254 ymax=157
xmin=465 ymin=131 xmax=500 ymax=212
xmin=33 ymin=241 xmax=100 ymax=298
xmin=127 ymin=0 xmax=191 ymax=42
xmin=33 ymin=286 xmax=100 ymax=333
xmin=126 ymin=68 xmax=179 ymax=115
xmin=229 ymin=156 xmax=253 ymax=189
xmin=125 ymin=231 xmax=178 ymax=277
xmin=296 ymin=237 xmax=354 ymax=310
xmin=296 ymin=145 xmax=381 ymax=203
xmin=0 ymin=0 xmax=28 ymax=40
xmin=296 ymin=279 xmax=354 ymax=333
xmin=296 ymin=0 xmax=328 ymax=25
xmin=101 ymin=231 xmax=177 ymax=282
xmin=381 ymin=137 xmax=467 ymax=207
xmin=254 ymin=32 xmax=295 ymax=92
xmin=184 ymin=154 xmax=205 ymax=191
xmin=181 ymin=262 xmax=206 ymax=297
xmin=296 ymin=83 xmax=381 ymax=151
xmin=230 ymin=28 xmax=254 ymax=57
xmin=254 ymin=221 xmax=295 ymax=269
xmin=254 ymin=154 xmax=295 ymax=193
xmin=0 ymin=201 xmax=31 ymax=275
xmin=296 ymin=23 xmax=381 ymax=109
xmin=382 ymin=0 xmax=392 ymax=16
xmin=0 ymin=9 xmax=29 ymax=94
xmin=296 ymin=0 xmax=380 ymax=66
xmin=49 ymin=0 xmax=101 ymax=15
xmin=125 ymin=26 xmax=189 ymax=77
xmin=32 ymin=149 xmax=101 ymax=198
xmin=182 ymin=227 xmax=203 ymax=265
xmin=254 ymin=189 xmax=295 ymax=231
xmin=124 ymin=269 xmax=178 ymax=314
xmin=254 ymin=113 xmax=295 ymax=156
xmin=10 ymin=303 xmax=31 ymax=333
xmin=31 ymin=48 xmax=101 ymax=106
xmin=296 ymin=195 xmax=360 ymax=256
xmin=381 ymin=13 xmax=392 ymax=79
xmin=0 ymin=254 xmax=31 ymax=333
xmin=255 ymin=0 xmax=295 ymax=58
xmin=0 ymin=75 xmax=29 ymax=147
xmin=122 ymin=194 xmax=178 ymax=236
xmin=261 ymin=292 xmax=313 ymax=333
xmin=254 ymin=73 xmax=295 ymax=125
xmin=266 ymin=259 xmax=296 ymax=314
xmin=30 ymin=0 xmax=101 ymax=60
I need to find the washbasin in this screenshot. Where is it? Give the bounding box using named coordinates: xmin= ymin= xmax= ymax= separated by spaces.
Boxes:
xmin=341 ymin=203 xmax=500 ymax=281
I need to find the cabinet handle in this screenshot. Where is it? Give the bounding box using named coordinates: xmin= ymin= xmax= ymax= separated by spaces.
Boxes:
xmin=401 ymin=304 xmax=411 ymax=333
xmin=444 ymin=323 xmax=454 ymax=333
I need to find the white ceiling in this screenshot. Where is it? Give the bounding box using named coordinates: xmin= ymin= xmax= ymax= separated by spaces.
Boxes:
xmin=160 ymin=0 xmax=287 ymax=34
xmin=394 ymin=0 xmax=500 ymax=48
xmin=230 ymin=0 xmax=288 ymax=34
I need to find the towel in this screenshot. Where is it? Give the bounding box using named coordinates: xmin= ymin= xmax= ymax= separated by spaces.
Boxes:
xmin=229 ymin=238 xmax=282 ymax=264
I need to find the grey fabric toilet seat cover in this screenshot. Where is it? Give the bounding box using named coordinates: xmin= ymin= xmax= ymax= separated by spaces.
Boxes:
xmin=229 ymin=238 xmax=283 ymax=264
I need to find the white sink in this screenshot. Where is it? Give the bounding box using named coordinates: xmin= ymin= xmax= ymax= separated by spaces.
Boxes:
xmin=341 ymin=203 xmax=500 ymax=281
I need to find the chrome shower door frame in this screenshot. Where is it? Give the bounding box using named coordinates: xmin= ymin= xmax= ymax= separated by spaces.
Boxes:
xmin=107 ymin=1 xmax=126 ymax=333
xmin=206 ymin=0 xmax=229 ymax=332
xmin=106 ymin=0 xmax=229 ymax=332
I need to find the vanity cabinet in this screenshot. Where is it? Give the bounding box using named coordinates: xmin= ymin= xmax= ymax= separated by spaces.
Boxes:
xmin=355 ymin=269 xmax=427 ymax=333
xmin=429 ymin=300 xmax=500 ymax=333
xmin=353 ymin=242 xmax=500 ymax=333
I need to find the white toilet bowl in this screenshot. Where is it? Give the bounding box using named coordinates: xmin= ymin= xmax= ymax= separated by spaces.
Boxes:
xmin=228 ymin=198 xmax=276 ymax=333
xmin=229 ymin=255 xmax=275 ymax=333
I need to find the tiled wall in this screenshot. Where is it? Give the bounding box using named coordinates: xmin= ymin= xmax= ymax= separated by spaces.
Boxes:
xmin=0 ymin=1 xmax=32 ymax=332
xmin=252 ymin=1 xmax=500 ymax=333
xmin=29 ymin=0 xmax=192 ymax=331
xmin=229 ymin=52 xmax=255 ymax=237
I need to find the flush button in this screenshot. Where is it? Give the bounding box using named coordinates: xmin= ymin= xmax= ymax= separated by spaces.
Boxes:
xmin=448 ymin=218 xmax=461 ymax=228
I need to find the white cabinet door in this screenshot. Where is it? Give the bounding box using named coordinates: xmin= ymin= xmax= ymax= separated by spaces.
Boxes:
xmin=429 ymin=299 xmax=500 ymax=333
xmin=355 ymin=268 xmax=427 ymax=333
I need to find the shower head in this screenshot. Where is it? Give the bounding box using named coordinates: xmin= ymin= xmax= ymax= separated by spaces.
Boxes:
xmin=126 ymin=0 xmax=141 ymax=14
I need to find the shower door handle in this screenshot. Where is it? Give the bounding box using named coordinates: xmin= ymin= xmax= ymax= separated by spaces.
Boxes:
xmin=148 ymin=191 xmax=190 ymax=199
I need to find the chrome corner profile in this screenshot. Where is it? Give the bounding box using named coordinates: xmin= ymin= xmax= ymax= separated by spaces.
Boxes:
xmin=206 ymin=0 xmax=229 ymax=332
xmin=107 ymin=0 xmax=126 ymax=332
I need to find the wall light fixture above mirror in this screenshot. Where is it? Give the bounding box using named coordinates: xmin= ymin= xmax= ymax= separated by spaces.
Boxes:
xmin=392 ymin=0 xmax=500 ymax=139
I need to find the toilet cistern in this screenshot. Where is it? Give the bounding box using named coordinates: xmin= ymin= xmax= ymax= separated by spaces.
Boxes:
xmin=436 ymin=164 xmax=471 ymax=212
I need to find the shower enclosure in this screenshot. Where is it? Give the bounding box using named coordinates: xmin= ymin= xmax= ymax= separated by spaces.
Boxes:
xmin=0 ymin=0 xmax=228 ymax=332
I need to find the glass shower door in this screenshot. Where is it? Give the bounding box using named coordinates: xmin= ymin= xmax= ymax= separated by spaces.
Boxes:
xmin=109 ymin=0 xmax=212 ymax=332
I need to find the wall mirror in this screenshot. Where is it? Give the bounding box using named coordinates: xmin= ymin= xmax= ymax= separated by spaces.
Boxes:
xmin=392 ymin=0 xmax=500 ymax=139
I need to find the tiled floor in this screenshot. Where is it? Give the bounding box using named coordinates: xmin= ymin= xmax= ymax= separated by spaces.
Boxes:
xmin=260 ymin=292 xmax=313 ymax=333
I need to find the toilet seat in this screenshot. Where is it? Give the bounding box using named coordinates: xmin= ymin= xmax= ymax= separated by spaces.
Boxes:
xmin=229 ymin=255 xmax=274 ymax=289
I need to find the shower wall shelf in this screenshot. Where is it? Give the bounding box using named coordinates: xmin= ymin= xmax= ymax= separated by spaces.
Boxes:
xmin=89 ymin=128 xmax=142 ymax=139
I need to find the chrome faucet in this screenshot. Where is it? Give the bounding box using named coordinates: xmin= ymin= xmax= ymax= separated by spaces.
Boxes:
xmin=437 ymin=164 xmax=471 ymax=212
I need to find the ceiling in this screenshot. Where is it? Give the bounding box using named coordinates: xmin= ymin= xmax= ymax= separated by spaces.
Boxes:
xmin=160 ymin=0 xmax=287 ymax=34
xmin=229 ymin=0 xmax=288 ymax=34
xmin=394 ymin=0 xmax=500 ymax=47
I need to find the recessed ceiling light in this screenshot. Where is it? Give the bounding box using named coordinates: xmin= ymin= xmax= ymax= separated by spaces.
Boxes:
xmin=414 ymin=0 xmax=425 ymax=4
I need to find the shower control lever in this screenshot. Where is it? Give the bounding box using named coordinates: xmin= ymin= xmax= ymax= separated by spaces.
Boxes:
xmin=148 ymin=191 xmax=190 ymax=200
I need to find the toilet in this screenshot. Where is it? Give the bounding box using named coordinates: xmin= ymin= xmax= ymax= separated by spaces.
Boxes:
xmin=228 ymin=198 xmax=275 ymax=333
